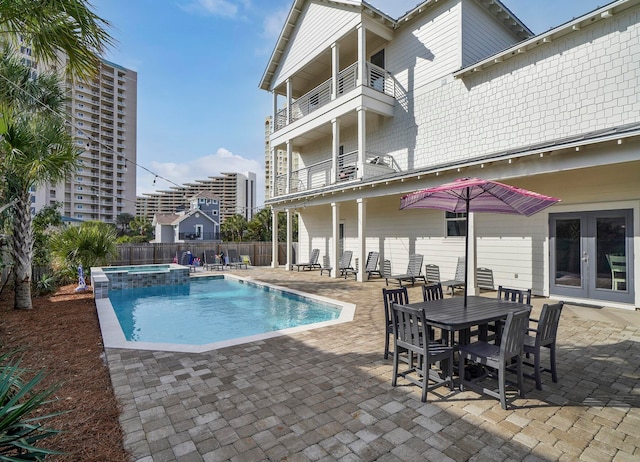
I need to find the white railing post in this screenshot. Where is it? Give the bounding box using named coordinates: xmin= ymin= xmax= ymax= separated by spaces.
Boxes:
xmin=331 ymin=42 xmax=339 ymax=100
xmin=286 ymin=141 xmax=292 ymax=195
xmin=271 ymin=208 xmax=279 ymax=268
xmin=286 ymin=78 xmax=292 ymax=124
xmin=357 ymin=106 xmax=366 ymax=179
xmin=357 ymin=25 xmax=366 ymax=87
xmin=332 ymin=118 xmax=339 ymax=183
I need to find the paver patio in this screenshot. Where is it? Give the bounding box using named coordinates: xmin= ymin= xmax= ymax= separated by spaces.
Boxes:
xmin=104 ymin=267 xmax=640 ymax=461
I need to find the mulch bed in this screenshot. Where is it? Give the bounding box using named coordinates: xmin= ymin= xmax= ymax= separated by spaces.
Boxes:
xmin=0 ymin=284 xmax=130 ymax=461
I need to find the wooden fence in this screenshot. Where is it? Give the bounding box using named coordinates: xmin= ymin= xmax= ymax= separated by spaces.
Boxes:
xmin=114 ymin=242 xmax=297 ymax=267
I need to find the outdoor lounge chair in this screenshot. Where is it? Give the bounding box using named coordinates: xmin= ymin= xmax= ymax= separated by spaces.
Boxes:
xmin=293 ymin=248 xmax=321 ymax=272
xmin=440 ymin=257 xmax=465 ymax=295
xmin=385 ymin=254 xmax=424 ymax=287
xmin=343 ymin=258 xmax=358 ymax=279
xmin=424 ymin=264 xmax=441 ymax=284
xmin=365 ymin=251 xmax=381 ymax=279
xmin=319 ymin=255 xmax=332 ymax=276
xmin=226 ymin=249 xmax=247 ymax=269
xmin=203 ymin=250 xmax=224 ymax=271
xmin=338 ymin=250 xmax=353 ymax=277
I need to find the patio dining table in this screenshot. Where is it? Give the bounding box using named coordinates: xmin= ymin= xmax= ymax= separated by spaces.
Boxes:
xmin=405 ymin=295 xmax=531 ymax=345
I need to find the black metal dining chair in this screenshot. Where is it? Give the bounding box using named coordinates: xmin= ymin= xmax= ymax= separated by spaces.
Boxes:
xmin=391 ymin=303 xmax=454 ymax=402
xmin=382 ymin=287 xmax=409 ymax=359
xmin=459 ymin=309 xmax=531 ymax=410
xmin=523 ymin=301 xmax=564 ymax=390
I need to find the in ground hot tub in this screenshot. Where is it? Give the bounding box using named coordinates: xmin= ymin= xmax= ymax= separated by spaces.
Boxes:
xmin=91 ymin=264 xmax=190 ymax=299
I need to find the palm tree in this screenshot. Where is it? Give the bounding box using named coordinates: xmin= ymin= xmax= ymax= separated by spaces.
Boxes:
xmin=0 ymin=53 xmax=78 ymax=309
xmin=50 ymin=221 xmax=118 ymax=275
xmin=0 ymin=0 xmax=114 ymax=79
xmin=221 ymin=214 xmax=248 ymax=242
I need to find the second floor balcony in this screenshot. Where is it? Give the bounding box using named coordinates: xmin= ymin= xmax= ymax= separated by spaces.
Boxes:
xmin=273 ymin=62 xmax=394 ymax=133
xmin=274 ymin=150 xmax=399 ymax=197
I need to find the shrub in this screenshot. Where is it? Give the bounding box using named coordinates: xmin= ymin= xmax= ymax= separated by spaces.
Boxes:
xmin=0 ymin=351 xmax=64 ymax=460
xmin=33 ymin=273 xmax=57 ymax=296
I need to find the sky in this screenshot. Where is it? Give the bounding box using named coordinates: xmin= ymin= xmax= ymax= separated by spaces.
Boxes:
xmin=91 ymin=0 xmax=607 ymax=207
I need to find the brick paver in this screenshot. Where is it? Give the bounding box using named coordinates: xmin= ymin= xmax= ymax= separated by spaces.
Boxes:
xmin=104 ymin=267 xmax=640 ymax=461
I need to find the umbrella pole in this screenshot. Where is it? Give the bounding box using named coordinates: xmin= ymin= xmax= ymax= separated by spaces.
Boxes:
xmin=464 ymin=190 xmax=470 ymax=308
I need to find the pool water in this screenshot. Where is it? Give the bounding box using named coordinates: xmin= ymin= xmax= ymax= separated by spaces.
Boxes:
xmin=108 ymin=277 xmax=342 ymax=345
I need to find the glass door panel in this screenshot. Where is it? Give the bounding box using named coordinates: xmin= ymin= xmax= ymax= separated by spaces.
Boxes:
xmin=554 ymin=218 xmax=582 ymax=288
xmin=595 ymin=217 xmax=626 ymax=291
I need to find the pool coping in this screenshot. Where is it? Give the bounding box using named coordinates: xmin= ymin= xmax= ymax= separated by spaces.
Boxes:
xmin=95 ymin=273 xmax=356 ymax=353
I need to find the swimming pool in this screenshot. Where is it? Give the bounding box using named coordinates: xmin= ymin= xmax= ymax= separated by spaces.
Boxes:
xmin=95 ymin=274 xmax=355 ymax=353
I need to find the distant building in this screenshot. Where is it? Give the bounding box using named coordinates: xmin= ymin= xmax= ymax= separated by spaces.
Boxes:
xmin=33 ymin=57 xmax=138 ymax=223
xmin=137 ymin=172 xmax=257 ymax=223
xmin=152 ymin=191 xmax=220 ymax=243
xmin=265 ymin=116 xmax=297 ymax=200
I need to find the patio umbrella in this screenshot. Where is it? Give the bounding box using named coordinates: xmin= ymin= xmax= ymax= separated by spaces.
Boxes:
xmin=400 ymin=177 xmax=560 ymax=306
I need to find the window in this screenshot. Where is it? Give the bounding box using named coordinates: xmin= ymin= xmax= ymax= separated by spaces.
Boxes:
xmin=76 ymin=204 xmax=83 ymax=209
xmin=446 ymin=212 xmax=466 ymax=237
xmin=77 ymin=186 xmax=83 ymax=191
xmin=76 ymin=214 xmax=83 ymax=219
xmin=77 ymin=196 xmax=83 ymax=200
xmin=49 ymin=189 xmax=56 ymax=197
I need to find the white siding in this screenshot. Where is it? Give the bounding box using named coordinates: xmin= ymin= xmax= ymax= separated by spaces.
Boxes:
xmin=273 ymin=2 xmax=359 ymax=88
xmin=461 ymin=0 xmax=521 ymax=67
xmin=386 ymin=1 xmax=461 ymax=94
xmin=370 ymin=6 xmax=640 ymax=170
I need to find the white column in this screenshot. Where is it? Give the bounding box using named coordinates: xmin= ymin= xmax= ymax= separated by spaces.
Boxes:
xmin=286 ymin=141 xmax=292 ymax=195
xmin=286 ymin=78 xmax=292 ymax=124
xmin=357 ymin=198 xmax=366 ymax=282
xmin=357 ymin=24 xmax=366 ymax=87
xmin=331 ymin=118 xmax=340 ymax=184
xmin=331 ymin=42 xmax=340 ymax=100
xmin=331 ymin=202 xmax=340 ymax=278
xmin=286 ymin=208 xmax=293 ymax=271
xmin=271 ymin=146 xmax=277 ymax=198
xmin=271 ymin=208 xmax=279 ymax=268
xmin=467 ymin=212 xmax=478 ymax=295
xmin=272 ymin=92 xmax=278 ymax=126
xmin=357 ymin=106 xmax=366 ymax=179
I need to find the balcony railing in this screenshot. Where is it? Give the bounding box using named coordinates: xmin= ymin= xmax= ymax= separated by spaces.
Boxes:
xmin=273 ymin=61 xmax=393 ymax=132
xmin=179 ymin=232 xmax=221 ymax=241
xmin=273 ymin=150 xmax=398 ymax=196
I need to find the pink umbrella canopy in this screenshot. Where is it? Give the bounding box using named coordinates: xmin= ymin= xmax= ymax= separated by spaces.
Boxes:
xmin=400 ymin=177 xmax=560 ymax=216
xmin=400 ymin=177 xmax=560 ymax=306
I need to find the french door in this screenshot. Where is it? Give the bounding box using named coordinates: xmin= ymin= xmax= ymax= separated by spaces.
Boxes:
xmin=550 ymin=210 xmax=634 ymax=304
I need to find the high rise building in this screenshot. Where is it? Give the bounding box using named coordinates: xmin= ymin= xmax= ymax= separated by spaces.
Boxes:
xmin=136 ymin=172 xmax=257 ymax=223
xmin=264 ymin=116 xmax=296 ymax=201
xmin=33 ymin=57 xmax=138 ymax=222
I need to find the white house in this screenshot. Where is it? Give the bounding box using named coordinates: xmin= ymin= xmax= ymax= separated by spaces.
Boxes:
xmin=260 ymin=0 xmax=640 ymax=309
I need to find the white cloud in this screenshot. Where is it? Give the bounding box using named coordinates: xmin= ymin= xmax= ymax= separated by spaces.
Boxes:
xmin=181 ymin=0 xmax=240 ymax=18
xmin=262 ymin=7 xmax=289 ymax=41
xmin=136 ymin=148 xmax=265 ymax=206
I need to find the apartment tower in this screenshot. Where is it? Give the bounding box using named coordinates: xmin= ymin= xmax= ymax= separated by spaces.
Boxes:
xmin=136 ymin=172 xmax=257 ymax=223
xmin=34 ymin=58 xmax=138 ymax=222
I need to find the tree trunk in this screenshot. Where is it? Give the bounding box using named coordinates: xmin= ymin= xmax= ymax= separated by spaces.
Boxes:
xmin=12 ymin=192 xmax=34 ymax=310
